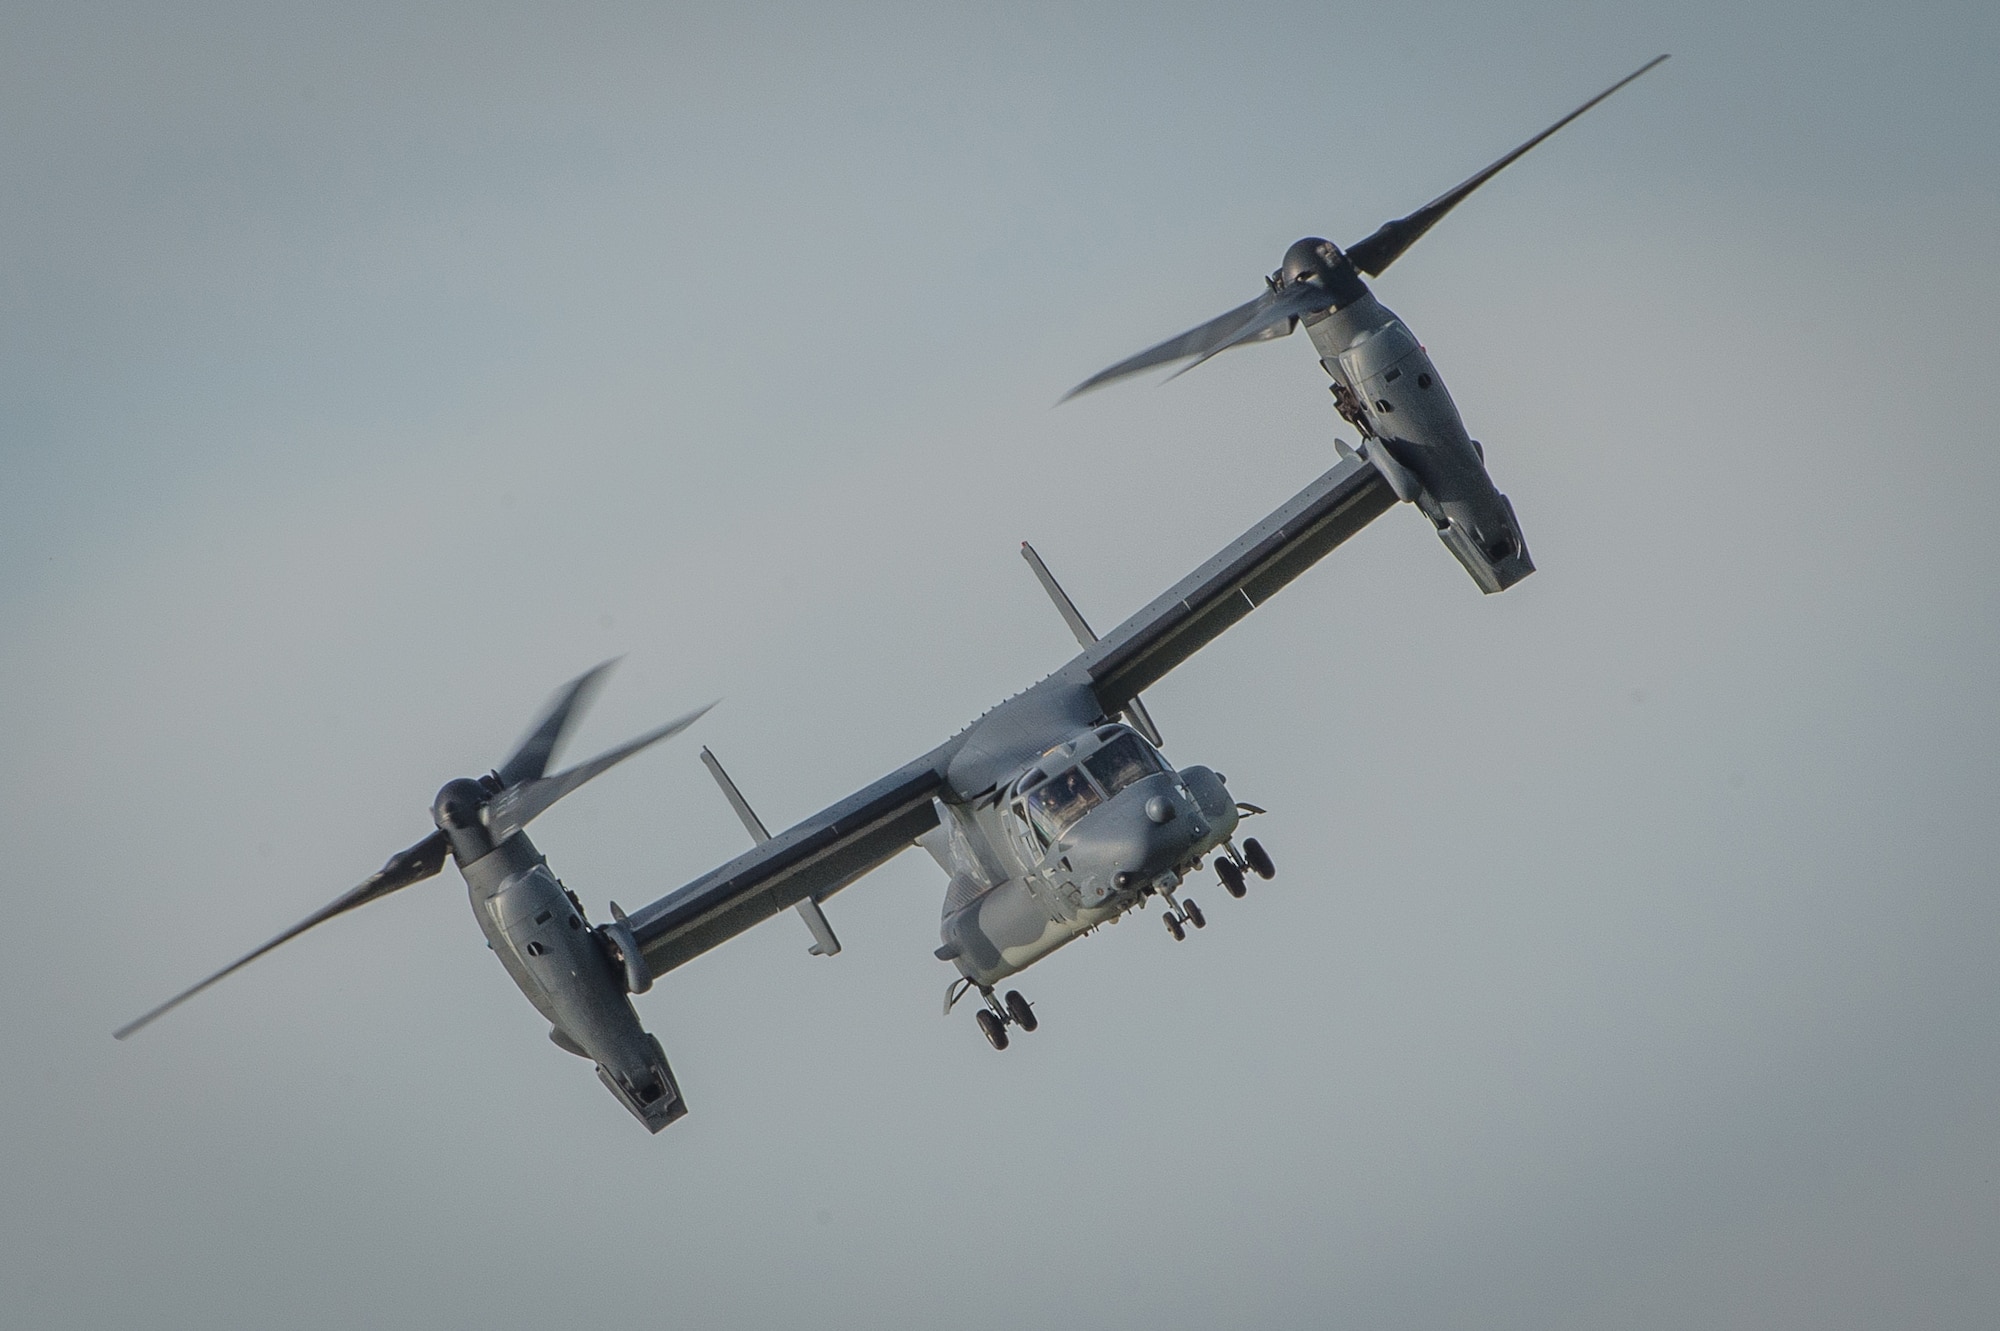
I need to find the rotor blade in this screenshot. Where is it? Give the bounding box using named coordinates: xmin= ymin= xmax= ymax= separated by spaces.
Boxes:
xmin=483 ymin=702 xmax=715 ymax=843
xmin=1161 ymin=282 xmax=1331 ymax=382
xmin=1063 ymin=290 xmax=1279 ymax=401
xmin=1343 ymin=54 xmax=1668 ymax=277
xmin=497 ymin=659 xmax=619 ymax=788
xmin=114 ymin=830 xmax=450 ymax=1040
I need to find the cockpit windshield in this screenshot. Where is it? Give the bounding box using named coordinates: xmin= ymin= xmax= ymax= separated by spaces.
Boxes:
xmin=1023 ymin=766 xmax=1101 ymax=841
xmin=1084 ymin=732 xmax=1164 ymax=798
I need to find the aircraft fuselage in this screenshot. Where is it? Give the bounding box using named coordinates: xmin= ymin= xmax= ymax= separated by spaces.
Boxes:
xmin=932 ymin=724 xmax=1239 ymax=987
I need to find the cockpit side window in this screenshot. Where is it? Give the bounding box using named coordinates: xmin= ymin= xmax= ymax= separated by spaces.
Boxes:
xmin=1085 ymin=733 xmax=1164 ymax=798
xmin=1011 ymin=798 xmax=1050 ymax=853
xmin=1023 ymin=766 xmax=1101 ymax=839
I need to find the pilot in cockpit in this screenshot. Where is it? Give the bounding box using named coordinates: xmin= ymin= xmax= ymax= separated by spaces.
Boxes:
xmin=1083 ymin=731 xmax=1159 ymax=797
xmin=1023 ymin=766 xmax=1098 ymax=846
xmin=1014 ymin=728 xmax=1170 ymax=851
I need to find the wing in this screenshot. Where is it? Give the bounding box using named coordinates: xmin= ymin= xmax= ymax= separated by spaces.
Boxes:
xmin=1082 ymin=451 xmax=1394 ymax=712
xmin=626 ymin=750 xmax=950 ymax=977
xmin=626 ymin=452 xmax=1393 ymax=978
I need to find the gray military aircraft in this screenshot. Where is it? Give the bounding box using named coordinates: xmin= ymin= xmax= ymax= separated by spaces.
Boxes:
xmin=116 ymin=664 xmax=712 ymax=1131
xmin=1066 ymin=55 xmax=1668 ymax=595
xmin=118 ymin=61 xmax=1661 ymax=1130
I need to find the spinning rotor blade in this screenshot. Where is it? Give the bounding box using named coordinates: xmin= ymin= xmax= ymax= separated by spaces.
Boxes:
xmin=482 ymin=702 xmax=715 ymax=843
xmin=1160 ymin=282 xmax=1333 ymax=382
xmin=497 ymin=659 xmax=618 ymax=788
xmin=1343 ymin=54 xmax=1668 ymax=277
xmin=1064 ymin=291 xmax=1278 ymax=401
xmin=1065 ymin=256 xmax=1346 ymax=400
xmin=113 ymin=830 xmax=450 ymax=1040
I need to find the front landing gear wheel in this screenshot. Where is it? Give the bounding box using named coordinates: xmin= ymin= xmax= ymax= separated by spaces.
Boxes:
xmin=1164 ymin=913 xmax=1186 ymax=942
xmin=1216 ymin=857 xmax=1247 ymax=898
xmin=1004 ymin=990 xmax=1038 ymax=1032
xmin=1183 ymin=898 xmax=1206 ymax=929
xmin=975 ymin=1008 xmax=1010 ymax=1050
xmin=1244 ymin=838 xmax=1275 ymax=880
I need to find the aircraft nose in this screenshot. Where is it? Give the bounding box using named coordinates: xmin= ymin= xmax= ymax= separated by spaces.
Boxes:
xmin=1101 ymin=785 xmax=1206 ymax=891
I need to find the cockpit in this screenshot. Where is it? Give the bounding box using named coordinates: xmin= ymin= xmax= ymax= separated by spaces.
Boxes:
xmin=1008 ymin=725 xmax=1170 ymax=854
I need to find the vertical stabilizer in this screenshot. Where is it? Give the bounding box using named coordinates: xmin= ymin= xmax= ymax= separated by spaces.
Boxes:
xmin=1020 ymin=543 xmax=1165 ymax=748
xmin=700 ymin=747 xmax=841 ymax=956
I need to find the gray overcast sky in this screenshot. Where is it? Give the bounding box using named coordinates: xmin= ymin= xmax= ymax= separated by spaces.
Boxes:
xmin=3 ymin=3 xmax=1997 ymax=1328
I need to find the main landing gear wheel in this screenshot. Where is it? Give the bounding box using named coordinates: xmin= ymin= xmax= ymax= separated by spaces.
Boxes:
xmin=976 ymin=1007 xmax=1010 ymax=1050
xmin=1164 ymin=913 xmax=1185 ymax=942
xmin=1004 ymin=989 xmax=1038 ymax=1032
xmin=1216 ymin=857 xmax=1247 ymax=898
xmin=1183 ymin=898 xmax=1206 ymax=930
xmin=1244 ymin=837 xmax=1275 ymax=880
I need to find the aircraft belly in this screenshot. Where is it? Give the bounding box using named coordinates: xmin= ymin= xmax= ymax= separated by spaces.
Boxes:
xmin=944 ymin=877 xmax=1090 ymax=984
xmin=997 ymin=914 xmax=1086 ymax=973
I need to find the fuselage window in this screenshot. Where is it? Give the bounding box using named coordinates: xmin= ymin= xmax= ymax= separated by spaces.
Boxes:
xmin=1085 ymin=733 xmax=1163 ymax=798
xmin=1012 ymin=799 xmax=1050 ymax=854
xmin=1024 ymin=766 xmax=1101 ymax=838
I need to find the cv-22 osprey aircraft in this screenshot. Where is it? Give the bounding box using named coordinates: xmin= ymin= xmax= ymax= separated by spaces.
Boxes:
xmin=1067 ymin=54 xmax=1668 ymax=595
xmin=118 ymin=60 xmax=1660 ymax=1130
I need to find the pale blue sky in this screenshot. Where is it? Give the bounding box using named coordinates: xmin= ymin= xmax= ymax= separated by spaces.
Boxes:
xmin=3 ymin=3 xmax=1997 ymax=1328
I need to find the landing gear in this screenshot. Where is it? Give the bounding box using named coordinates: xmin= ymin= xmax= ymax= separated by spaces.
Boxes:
xmin=1160 ymin=878 xmax=1205 ymax=940
xmin=1243 ymin=837 xmax=1275 ymax=880
xmin=1216 ymin=856 xmax=1247 ymax=898
xmin=969 ymin=986 xmax=1039 ymax=1049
